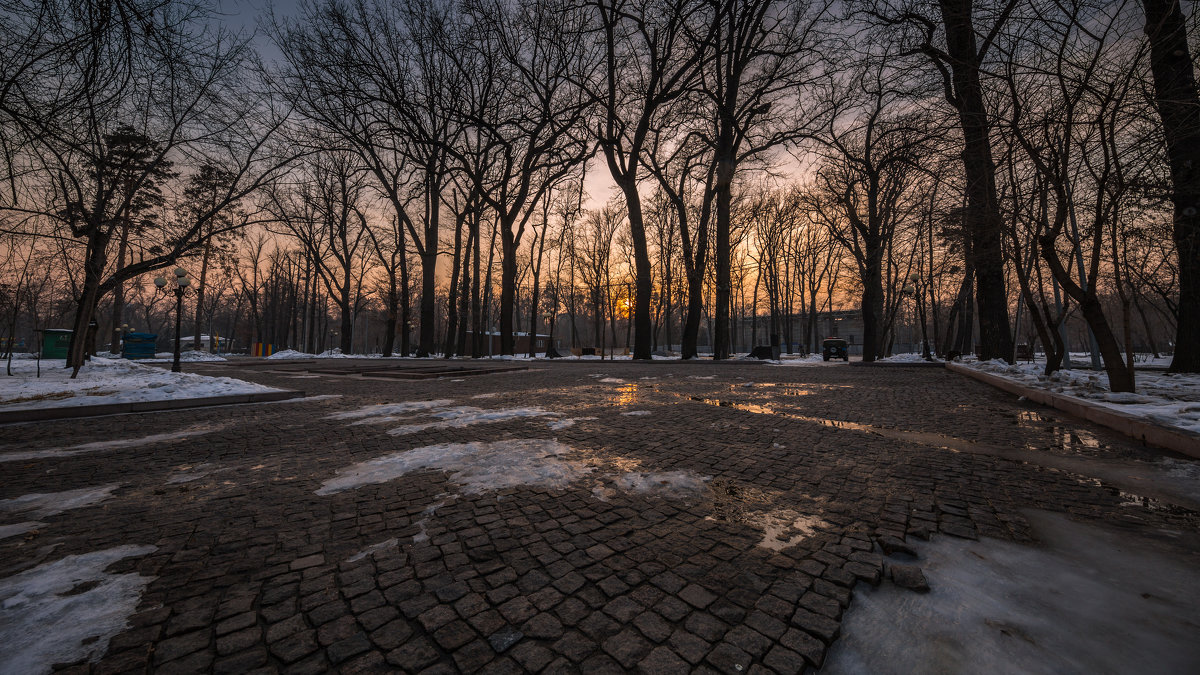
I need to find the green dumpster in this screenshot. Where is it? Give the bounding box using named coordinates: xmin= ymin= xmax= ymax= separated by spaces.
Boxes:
xmin=40 ymin=329 xmax=73 ymax=358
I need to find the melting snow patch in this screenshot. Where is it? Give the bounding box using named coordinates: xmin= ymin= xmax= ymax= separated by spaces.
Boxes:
xmin=326 ymin=400 xmax=455 ymax=421
xmin=316 ymin=440 xmax=591 ymax=496
xmin=472 ymin=393 xmax=500 ymax=399
xmin=0 ymin=484 xmax=122 ymax=519
xmin=621 ymin=410 xmax=651 ymax=416
xmin=547 ymin=417 xmax=597 ymax=430
xmin=0 ymin=425 xmax=222 ymax=464
xmin=823 ymin=510 xmax=1200 ymax=674
xmin=688 ymin=375 xmax=715 ymax=380
xmin=612 ymin=471 xmax=709 ymax=498
xmin=0 ymin=522 xmax=44 ymax=540
xmin=165 ymin=463 xmax=226 ymax=484
xmin=0 ymin=545 xmax=157 ymax=675
xmin=386 ymin=407 xmax=557 ymax=436
xmin=599 ymin=377 xmax=626 ymax=384
xmin=1159 ymin=458 xmax=1200 ymax=480
xmin=346 ymin=538 xmax=399 ymax=563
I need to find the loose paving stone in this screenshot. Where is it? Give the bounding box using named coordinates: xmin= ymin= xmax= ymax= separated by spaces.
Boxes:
xmin=2 ymin=359 xmax=1197 ymax=674
xmin=888 ymin=563 xmax=930 ymax=592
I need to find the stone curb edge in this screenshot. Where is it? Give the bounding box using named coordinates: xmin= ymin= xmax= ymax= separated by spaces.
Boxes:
xmin=0 ymin=390 xmax=307 ymax=424
xmin=945 ymin=361 xmax=1199 ymax=459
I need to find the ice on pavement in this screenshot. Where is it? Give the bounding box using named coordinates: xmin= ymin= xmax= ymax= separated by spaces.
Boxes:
xmin=0 ymin=425 xmax=223 ymax=463
xmin=547 ymin=416 xmax=597 ymax=430
xmin=326 ymin=400 xmax=454 ymax=421
xmin=822 ymin=510 xmax=1200 ymax=674
xmin=0 ymin=545 xmax=157 ymax=675
xmin=346 ymin=538 xmax=399 ymax=563
xmin=0 ymin=484 xmax=122 ymax=519
xmin=611 ymin=471 xmax=709 ymax=497
xmin=386 ymin=406 xmax=558 ymax=436
xmin=316 ymin=439 xmax=591 ymax=495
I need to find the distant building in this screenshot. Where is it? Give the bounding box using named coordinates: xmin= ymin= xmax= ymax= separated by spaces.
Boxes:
xmin=467 ymin=331 xmax=557 ymax=354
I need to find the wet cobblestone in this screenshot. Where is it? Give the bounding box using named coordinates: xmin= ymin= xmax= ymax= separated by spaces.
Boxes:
xmin=2 ymin=359 xmax=1198 ymax=673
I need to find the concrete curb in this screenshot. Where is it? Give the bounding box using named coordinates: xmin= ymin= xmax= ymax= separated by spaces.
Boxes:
xmin=850 ymin=361 xmax=945 ymax=368
xmin=946 ymin=362 xmax=1200 ymax=459
xmin=0 ymin=390 xmax=307 ymax=424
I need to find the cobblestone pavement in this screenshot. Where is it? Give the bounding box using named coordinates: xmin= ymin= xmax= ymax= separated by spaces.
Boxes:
xmin=2 ymin=359 xmax=1198 ymax=674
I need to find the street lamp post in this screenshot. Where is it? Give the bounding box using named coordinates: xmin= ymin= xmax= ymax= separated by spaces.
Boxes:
xmin=155 ymin=267 xmax=190 ymax=373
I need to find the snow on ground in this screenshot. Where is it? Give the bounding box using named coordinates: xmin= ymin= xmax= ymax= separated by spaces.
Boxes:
xmin=325 ymin=400 xmax=454 ymax=422
xmin=0 ymin=424 xmax=223 ymax=463
xmin=316 ymin=439 xmax=591 ymax=496
xmin=611 ymin=471 xmax=709 ymax=498
xmin=822 ymin=510 xmax=1200 ymax=674
xmin=346 ymin=538 xmax=399 ymax=563
xmin=0 ymin=357 xmax=281 ymax=412
xmin=265 ymin=349 xmax=311 ymax=360
xmin=1160 ymin=458 xmax=1200 ymax=480
xmin=142 ymin=350 xmax=227 ymax=363
xmin=771 ymin=354 xmax=826 ymax=365
xmin=598 ymin=377 xmax=626 ymax=384
xmin=386 ymin=406 xmax=558 ymax=436
xmin=547 ymin=417 xmax=597 ymax=430
xmin=963 ymin=360 xmax=1200 ymax=436
xmin=877 ymin=352 xmax=940 ymax=363
xmin=0 ymin=522 xmax=44 ymax=540
xmin=165 ymin=463 xmax=227 ymax=484
xmin=620 ymin=410 xmax=652 ymax=416
xmin=0 ymin=545 xmax=157 ymax=675
xmin=0 ymin=484 xmax=122 ymax=519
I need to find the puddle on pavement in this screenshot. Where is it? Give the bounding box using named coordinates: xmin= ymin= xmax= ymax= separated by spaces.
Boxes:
xmin=607 ymin=383 xmax=641 ymax=406
xmin=706 ymin=478 xmax=829 ymax=551
xmin=682 ymin=394 xmax=971 ymax=452
xmin=1072 ymin=476 xmax=1199 ymax=517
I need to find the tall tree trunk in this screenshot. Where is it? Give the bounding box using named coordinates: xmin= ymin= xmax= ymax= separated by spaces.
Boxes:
xmin=713 ymin=158 xmax=734 ymax=360
xmin=67 ymin=234 xmax=111 ymax=374
xmin=499 ymin=224 xmax=518 ymax=356
xmin=616 ymin=180 xmax=654 ymax=359
xmin=109 ymin=224 xmax=130 ymax=354
xmin=861 ymin=255 xmax=884 ymax=362
xmin=1141 ymin=0 xmax=1200 ymax=372
xmin=445 ymin=214 xmax=465 ymax=358
xmin=938 ymin=0 xmax=1013 ymax=361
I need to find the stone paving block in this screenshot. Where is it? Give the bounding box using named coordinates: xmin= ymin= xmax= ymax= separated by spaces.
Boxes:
xmin=6 ymin=361 xmax=1197 ymax=675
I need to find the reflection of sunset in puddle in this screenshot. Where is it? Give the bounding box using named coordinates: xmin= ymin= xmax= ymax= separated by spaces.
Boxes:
xmin=610 ymin=383 xmax=639 ymax=406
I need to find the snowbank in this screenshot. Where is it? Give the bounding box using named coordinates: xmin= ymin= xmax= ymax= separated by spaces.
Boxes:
xmin=265 ymin=349 xmax=312 ymax=360
xmin=142 ymin=350 xmax=227 ymax=363
xmin=0 ymin=357 xmax=281 ymax=412
xmin=963 ymin=360 xmax=1200 ymax=436
xmin=877 ymin=352 xmax=940 ymax=363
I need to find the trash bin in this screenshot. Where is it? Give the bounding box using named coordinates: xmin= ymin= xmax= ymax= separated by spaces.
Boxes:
xmin=40 ymin=329 xmax=73 ymax=358
xmin=121 ymin=333 xmax=158 ymax=360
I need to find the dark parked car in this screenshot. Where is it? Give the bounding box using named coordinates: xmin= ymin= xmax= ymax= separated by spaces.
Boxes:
xmin=822 ymin=337 xmax=849 ymax=362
